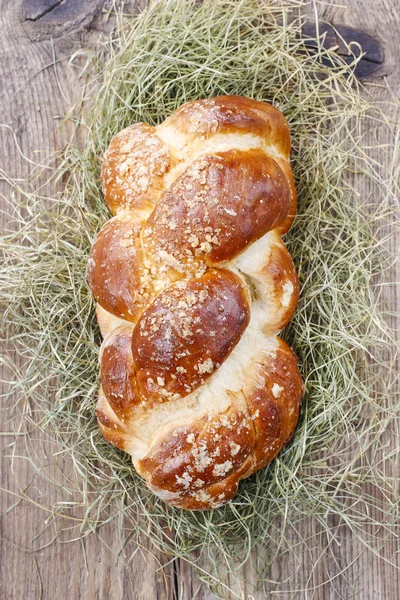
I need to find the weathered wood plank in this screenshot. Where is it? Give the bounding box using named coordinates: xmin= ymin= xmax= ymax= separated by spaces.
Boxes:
xmin=0 ymin=2 xmax=175 ymax=599
xmin=0 ymin=1 xmax=398 ymax=598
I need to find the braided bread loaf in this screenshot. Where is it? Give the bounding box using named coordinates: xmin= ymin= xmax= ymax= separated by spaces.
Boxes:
xmin=88 ymin=96 xmax=302 ymax=510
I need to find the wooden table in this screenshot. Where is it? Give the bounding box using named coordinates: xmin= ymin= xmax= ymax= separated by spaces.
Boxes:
xmin=1 ymin=1 xmax=399 ymax=598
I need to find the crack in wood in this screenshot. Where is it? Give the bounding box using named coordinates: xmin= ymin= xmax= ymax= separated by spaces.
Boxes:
xmin=172 ymin=559 xmax=179 ymax=600
xmin=24 ymin=0 xmax=65 ymax=22
xmin=302 ymin=22 xmax=384 ymax=78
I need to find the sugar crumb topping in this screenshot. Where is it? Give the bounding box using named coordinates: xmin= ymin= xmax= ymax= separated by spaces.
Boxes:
xmin=212 ymin=461 xmax=233 ymax=477
xmin=198 ymin=358 xmax=214 ymax=375
xmin=272 ymin=383 xmax=284 ymax=398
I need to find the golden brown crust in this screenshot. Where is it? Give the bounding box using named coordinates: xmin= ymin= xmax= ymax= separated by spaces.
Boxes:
xmin=96 ymin=387 xmax=132 ymax=451
xmin=261 ymin=238 xmax=299 ymax=333
xmin=89 ymin=95 xmax=302 ymax=510
xmin=136 ymin=338 xmax=302 ymax=509
xmin=258 ymin=233 xmax=300 ymax=333
xmin=101 ymin=123 xmax=172 ymax=215
xmin=161 ymin=95 xmax=291 ymax=156
xmin=244 ymin=338 xmax=302 ymax=475
xmin=88 ymin=214 xmax=150 ymax=323
xmin=100 ymin=325 xmax=137 ymax=421
xmin=231 ymin=230 xmax=299 ymax=335
xmin=138 ymin=406 xmax=255 ymax=509
xmin=132 ymin=268 xmax=250 ymax=400
xmin=144 ymin=149 xmax=291 ymax=269
xmin=274 ymin=158 xmax=297 ymax=235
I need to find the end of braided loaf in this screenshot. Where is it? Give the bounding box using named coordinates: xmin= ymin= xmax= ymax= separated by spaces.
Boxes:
xmin=89 ymin=96 xmax=302 ymax=510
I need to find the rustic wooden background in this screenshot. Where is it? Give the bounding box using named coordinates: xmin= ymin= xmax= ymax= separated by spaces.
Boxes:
xmin=1 ymin=1 xmax=399 ymax=598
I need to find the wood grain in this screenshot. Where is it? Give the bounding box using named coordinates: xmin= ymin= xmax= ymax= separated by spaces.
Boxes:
xmin=0 ymin=1 xmax=398 ymax=598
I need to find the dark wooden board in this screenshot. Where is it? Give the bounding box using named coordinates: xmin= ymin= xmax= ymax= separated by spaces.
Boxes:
xmin=1 ymin=1 xmax=399 ymax=598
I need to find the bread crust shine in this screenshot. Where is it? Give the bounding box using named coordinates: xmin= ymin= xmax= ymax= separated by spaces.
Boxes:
xmin=89 ymin=95 xmax=302 ymax=509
